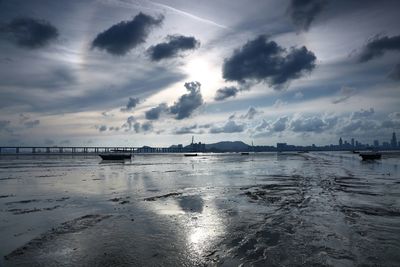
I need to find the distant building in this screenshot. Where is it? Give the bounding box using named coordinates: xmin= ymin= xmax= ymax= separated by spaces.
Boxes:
xmin=277 ymin=143 xmax=287 ymax=151
xmin=391 ymin=132 xmax=397 ymax=148
xmin=383 ymin=142 xmax=390 ymax=147
xmin=339 ymin=137 xmax=343 ymax=147
xmin=191 ymin=142 xmax=206 ymax=152
xmin=351 ymin=138 xmax=355 ymax=147
xmin=374 ymin=140 xmax=379 ymax=147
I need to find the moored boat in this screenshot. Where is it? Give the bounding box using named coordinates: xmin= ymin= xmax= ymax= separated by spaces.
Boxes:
xmin=359 ymin=152 xmax=381 ymax=160
xmin=99 ymin=153 xmax=132 ymax=160
xmin=184 ymin=153 xmax=198 ymax=157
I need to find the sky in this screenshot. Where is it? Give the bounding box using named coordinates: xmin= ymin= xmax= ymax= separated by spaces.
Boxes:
xmin=0 ymin=0 xmax=399 ymax=147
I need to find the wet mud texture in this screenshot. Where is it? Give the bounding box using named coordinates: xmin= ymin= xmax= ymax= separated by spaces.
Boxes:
xmin=1 ymin=152 xmax=400 ymax=266
xmin=5 ymin=215 xmax=112 ymax=264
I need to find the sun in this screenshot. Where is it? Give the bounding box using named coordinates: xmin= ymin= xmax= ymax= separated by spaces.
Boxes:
xmin=184 ymin=57 xmax=225 ymax=100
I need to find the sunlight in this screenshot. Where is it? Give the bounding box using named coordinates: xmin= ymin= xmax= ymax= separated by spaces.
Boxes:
xmin=184 ymin=57 xmax=224 ymax=100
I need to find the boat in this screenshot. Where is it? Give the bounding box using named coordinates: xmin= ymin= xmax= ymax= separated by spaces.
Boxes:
xmin=184 ymin=153 xmax=198 ymax=157
xmin=241 ymin=152 xmax=249 ymax=155
xmin=359 ymin=151 xmax=382 ymax=160
xmin=99 ymin=153 xmax=132 ymax=160
xmin=352 ymin=150 xmax=360 ymax=154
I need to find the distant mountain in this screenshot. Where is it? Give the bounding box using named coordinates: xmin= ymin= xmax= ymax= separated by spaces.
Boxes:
xmin=205 ymin=141 xmax=250 ymax=152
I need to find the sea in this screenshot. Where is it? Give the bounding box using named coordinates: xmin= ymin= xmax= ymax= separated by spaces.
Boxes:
xmin=0 ymin=152 xmax=399 ymax=266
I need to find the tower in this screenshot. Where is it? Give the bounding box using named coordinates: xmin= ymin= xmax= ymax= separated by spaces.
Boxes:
xmin=339 ymin=137 xmax=343 ymax=147
xmin=391 ymin=132 xmax=397 ymax=148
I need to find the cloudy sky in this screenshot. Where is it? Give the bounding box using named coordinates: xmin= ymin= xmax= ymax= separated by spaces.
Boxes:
xmin=0 ymin=0 xmax=399 ymax=147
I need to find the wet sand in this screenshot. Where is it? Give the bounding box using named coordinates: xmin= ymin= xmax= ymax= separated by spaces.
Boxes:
xmin=0 ymin=152 xmax=399 ymax=266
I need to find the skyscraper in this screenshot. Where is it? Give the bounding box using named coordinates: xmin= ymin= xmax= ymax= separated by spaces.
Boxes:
xmin=339 ymin=137 xmax=343 ymax=147
xmin=391 ymin=132 xmax=397 ymax=148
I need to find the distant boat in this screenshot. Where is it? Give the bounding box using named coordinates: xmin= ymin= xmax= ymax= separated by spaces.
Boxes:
xmin=352 ymin=150 xmax=360 ymax=154
xmin=241 ymin=152 xmax=249 ymax=155
xmin=99 ymin=153 xmax=132 ymax=160
xmin=184 ymin=153 xmax=198 ymax=157
xmin=359 ymin=151 xmax=381 ymax=160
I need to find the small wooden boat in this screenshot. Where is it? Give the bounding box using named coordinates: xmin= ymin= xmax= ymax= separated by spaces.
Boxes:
xmin=359 ymin=152 xmax=381 ymax=160
xmin=184 ymin=153 xmax=198 ymax=157
xmin=99 ymin=153 xmax=132 ymax=160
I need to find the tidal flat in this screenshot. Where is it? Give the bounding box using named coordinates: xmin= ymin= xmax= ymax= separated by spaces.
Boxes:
xmin=0 ymin=152 xmax=399 ymax=266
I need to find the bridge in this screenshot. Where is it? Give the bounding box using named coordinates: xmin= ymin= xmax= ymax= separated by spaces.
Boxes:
xmin=0 ymin=146 xmax=185 ymax=155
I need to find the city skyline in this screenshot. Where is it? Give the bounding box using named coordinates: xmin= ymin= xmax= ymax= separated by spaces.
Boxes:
xmin=0 ymin=0 xmax=399 ymax=147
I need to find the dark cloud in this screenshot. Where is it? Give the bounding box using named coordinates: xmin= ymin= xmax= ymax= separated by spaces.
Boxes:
xmin=271 ymin=116 xmax=288 ymax=132
xmin=98 ymin=125 xmax=107 ymax=132
xmin=92 ymin=12 xmax=163 ymax=55
xmin=122 ymin=116 xmax=136 ymax=131
xmin=241 ymin=107 xmax=261 ymax=120
xmin=145 ymin=103 xmax=168 ymax=120
xmin=148 ymin=35 xmax=200 ymax=61
xmin=214 ymin=86 xmax=239 ymax=101
xmin=388 ymin=64 xmax=400 ymax=81
xmin=290 ymin=116 xmax=329 ymax=133
xmin=199 ymin=123 xmax=212 ymax=129
xmin=121 ymin=116 xmax=153 ymax=133
xmin=101 ymin=111 xmax=114 ymax=117
xmin=141 ymin=121 xmax=153 ymax=132
xmin=358 ymin=35 xmax=400 ymax=63
xmin=108 ymin=126 xmax=120 ymax=132
xmin=169 ymin=81 xmax=204 ymax=120
xmin=210 ymin=121 xmax=245 ymax=134
xmin=255 ymin=119 xmax=269 ymax=132
xmin=121 ymin=97 xmax=140 ymax=111
xmin=222 ymin=35 xmax=316 ymax=89
xmin=1 ymin=17 xmax=58 ymax=48
xmin=173 ymin=124 xmax=198 ymax=135
xmin=287 ymin=0 xmax=327 ymax=31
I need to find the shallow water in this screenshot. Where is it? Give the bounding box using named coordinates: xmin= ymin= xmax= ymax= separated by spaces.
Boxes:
xmin=0 ymin=152 xmax=399 ymax=266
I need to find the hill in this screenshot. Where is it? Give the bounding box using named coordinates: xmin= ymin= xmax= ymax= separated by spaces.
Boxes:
xmin=205 ymin=141 xmax=250 ymax=152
